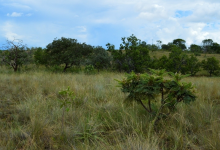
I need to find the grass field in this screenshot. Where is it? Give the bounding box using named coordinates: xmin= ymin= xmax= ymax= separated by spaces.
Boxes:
xmin=0 ymin=68 xmax=220 ymax=149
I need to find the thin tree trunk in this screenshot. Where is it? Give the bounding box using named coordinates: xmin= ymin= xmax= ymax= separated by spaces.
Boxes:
xmin=138 ymin=99 xmax=151 ymax=113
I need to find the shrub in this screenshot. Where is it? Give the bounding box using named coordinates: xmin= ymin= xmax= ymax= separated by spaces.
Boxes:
xmin=202 ymin=57 xmax=220 ymax=76
xmin=84 ymin=65 xmax=95 ymax=75
xmin=116 ymin=69 xmax=196 ymax=119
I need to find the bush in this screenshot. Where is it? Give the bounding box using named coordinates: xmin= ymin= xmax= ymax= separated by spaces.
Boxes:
xmin=202 ymin=57 xmax=220 ymax=76
xmin=116 ymin=69 xmax=196 ymax=116
xmin=84 ymin=65 xmax=95 ymax=75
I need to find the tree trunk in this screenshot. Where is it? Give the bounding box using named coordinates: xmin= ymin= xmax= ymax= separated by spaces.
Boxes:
xmin=13 ymin=66 xmax=18 ymax=72
xmin=138 ymin=99 xmax=151 ymax=113
xmin=63 ymin=63 xmax=69 ymax=72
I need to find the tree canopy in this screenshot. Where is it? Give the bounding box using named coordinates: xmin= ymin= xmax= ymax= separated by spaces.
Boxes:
xmin=43 ymin=37 xmax=93 ymax=72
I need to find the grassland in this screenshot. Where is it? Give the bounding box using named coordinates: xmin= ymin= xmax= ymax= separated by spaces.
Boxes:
xmin=0 ymin=67 xmax=220 ymax=150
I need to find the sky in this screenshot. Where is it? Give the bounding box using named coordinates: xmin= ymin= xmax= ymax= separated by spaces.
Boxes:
xmin=1 ymin=0 xmax=220 ymax=49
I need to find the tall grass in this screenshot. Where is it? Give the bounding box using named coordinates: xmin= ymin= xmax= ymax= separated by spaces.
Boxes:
xmin=0 ymin=70 xmax=220 ymax=149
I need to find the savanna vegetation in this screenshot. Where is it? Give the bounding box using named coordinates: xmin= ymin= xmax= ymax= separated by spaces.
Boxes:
xmin=0 ymin=35 xmax=220 ymax=149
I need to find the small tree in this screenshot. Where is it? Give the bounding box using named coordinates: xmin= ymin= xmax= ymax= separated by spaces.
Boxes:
xmin=1 ymin=39 xmax=28 ymax=72
xmin=185 ymin=54 xmax=201 ymax=76
xmin=167 ymin=47 xmax=188 ymax=74
xmin=155 ymin=55 xmax=169 ymax=70
xmin=116 ymin=69 xmax=196 ymax=114
xmin=116 ymin=69 xmax=196 ymax=135
xmin=202 ymin=57 xmax=220 ymax=76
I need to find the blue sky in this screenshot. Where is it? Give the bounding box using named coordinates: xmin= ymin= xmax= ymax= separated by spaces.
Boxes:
xmin=1 ymin=0 xmax=220 ymax=49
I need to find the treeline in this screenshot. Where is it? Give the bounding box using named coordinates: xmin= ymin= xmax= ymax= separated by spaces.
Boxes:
xmin=161 ymin=38 xmax=220 ymax=54
xmin=0 ymin=35 xmax=220 ymax=76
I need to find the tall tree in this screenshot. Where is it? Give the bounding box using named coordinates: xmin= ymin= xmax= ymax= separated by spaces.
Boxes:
xmin=173 ymin=39 xmax=186 ymax=50
xmin=156 ymin=40 xmax=162 ymax=49
xmin=119 ymin=34 xmax=150 ymax=73
xmin=1 ymin=39 xmax=28 ymax=72
xmin=202 ymin=39 xmax=213 ymax=53
xmin=107 ymin=34 xmax=150 ymax=73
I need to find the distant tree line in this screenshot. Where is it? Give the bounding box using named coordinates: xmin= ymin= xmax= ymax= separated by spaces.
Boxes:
xmin=162 ymin=38 xmax=220 ymax=54
xmin=0 ymin=36 xmax=220 ymax=76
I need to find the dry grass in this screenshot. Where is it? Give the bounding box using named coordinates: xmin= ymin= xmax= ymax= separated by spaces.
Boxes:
xmin=0 ymin=69 xmax=220 ymax=149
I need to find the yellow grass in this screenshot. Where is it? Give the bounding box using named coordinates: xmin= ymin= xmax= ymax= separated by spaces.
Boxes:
xmin=0 ymin=70 xmax=220 ymax=149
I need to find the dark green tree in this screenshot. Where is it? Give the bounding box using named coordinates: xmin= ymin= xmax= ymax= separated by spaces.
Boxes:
xmin=189 ymin=44 xmax=202 ymax=53
xmin=87 ymin=46 xmax=112 ymax=72
xmin=185 ymin=54 xmax=201 ymax=76
xmin=107 ymin=34 xmax=150 ymax=73
xmin=173 ymin=39 xmax=186 ymax=50
xmin=202 ymin=57 xmax=220 ymax=76
xmin=44 ymin=37 xmax=93 ymax=72
xmin=34 ymin=47 xmax=47 ymax=65
xmin=156 ymin=55 xmax=169 ymax=70
xmin=167 ymin=47 xmax=188 ymax=74
xmin=106 ymin=43 xmax=125 ymax=72
xmin=211 ymin=42 xmax=220 ymax=54
xmin=1 ymin=39 xmax=28 ymax=72
xmin=119 ymin=34 xmax=150 ymax=73
xmin=202 ymin=39 xmax=213 ymax=53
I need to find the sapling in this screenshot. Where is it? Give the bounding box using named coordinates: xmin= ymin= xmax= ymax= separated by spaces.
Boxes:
xmin=116 ymin=69 xmax=196 ymax=137
xmin=58 ymin=86 xmax=75 ymax=133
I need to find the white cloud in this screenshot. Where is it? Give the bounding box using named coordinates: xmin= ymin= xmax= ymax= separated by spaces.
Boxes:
xmin=7 ymin=12 xmax=23 ymax=17
xmin=1 ymin=22 xmax=23 ymax=41
xmin=1 ymin=0 xmax=220 ymax=47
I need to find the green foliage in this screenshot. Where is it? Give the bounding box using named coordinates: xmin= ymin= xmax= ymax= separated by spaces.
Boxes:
xmin=155 ymin=55 xmax=169 ymax=70
xmin=211 ymin=42 xmax=220 ymax=54
xmin=202 ymin=39 xmax=213 ymax=53
xmin=116 ymin=69 xmax=196 ymax=114
xmin=58 ymin=86 xmax=76 ymax=133
xmin=84 ymin=65 xmax=95 ymax=75
xmin=34 ymin=47 xmax=47 ymax=65
xmin=202 ymin=57 xmax=220 ymax=76
xmin=161 ymin=42 xmax=176 ymax=51
xmin=185 ymin=54 xmax=201 ymax=76
xmin=166 ymin=47 xmax=188 ymax=74
xmin=44 ymin=37 xmax=93 ymax=72
xmin=87 ymin=46 xmax=112 ymax=72
xmin=173 ymin=39 xmax=186 ymax=50
xmin=189 ymin=44 xmax=202 ymax=54
xmin=162 ymin=47 xmax=201 ymax=76
xmin=107 ymin=34 xmax=150 ymax=73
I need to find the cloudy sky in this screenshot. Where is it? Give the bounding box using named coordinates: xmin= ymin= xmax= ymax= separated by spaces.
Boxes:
xmin=1 ymin=0 xmax=220 ymax=49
